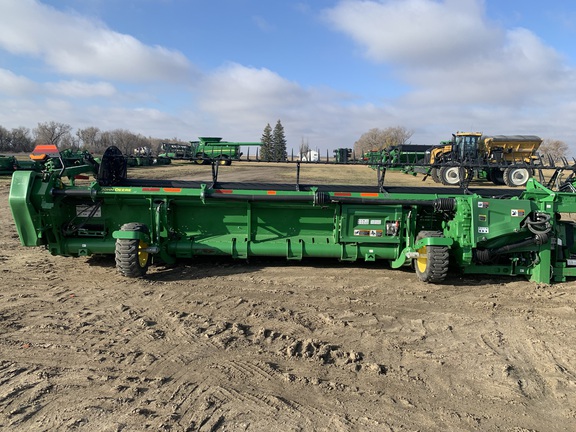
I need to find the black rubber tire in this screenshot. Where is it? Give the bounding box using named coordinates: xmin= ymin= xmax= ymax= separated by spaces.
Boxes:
xmin=218 ymin=155 xmax=231 ymax=166
xmin=503 ymin=166 xmax=532 ymax=187
xmin=195 ymin=153 xmax=209 ymax=165
xmin=115 ymin=223 xmax=150 ymax=277
xmin=439 ymin=166 xmax=461 ymax=185
xmin=490 ymin=168 xmax=505 ymax=185
xmin=430 ymin=167 xmax=441 ymax=183
xmin=414 ymin=230 xmax=449 ymax=283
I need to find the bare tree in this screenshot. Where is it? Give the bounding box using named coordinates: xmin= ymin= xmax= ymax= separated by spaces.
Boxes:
xmin=77 ymin=127 xmax=102 ymax=152
xmin=0 ymin=125 xmax=10 ymax=152
xmin=105 ymin=129 xmax=150 ymax=155
xmin=353 ymin=126 xmax=413 ymax=156
xmin=299 ymin=137 xmax=310 ymax=157
xmin=539 ymin=139 xmax=569 ymax=162
xmin=11 ymin=127 xmax=33 ymax=152
xmin=33 ymin=121 xmax=73 ymax=147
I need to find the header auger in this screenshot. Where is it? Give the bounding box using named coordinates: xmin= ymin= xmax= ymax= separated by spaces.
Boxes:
xmin=8 ymin=145 xmax=576 ymax=284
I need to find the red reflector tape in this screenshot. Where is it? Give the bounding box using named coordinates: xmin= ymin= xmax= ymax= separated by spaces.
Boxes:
xmin=214 ymin=190 xmax=233 ymax=194
xmin=142 ymin=187 xmax=161 ymax=192
xmin=334 ymin=192 xmax=352 ymax=197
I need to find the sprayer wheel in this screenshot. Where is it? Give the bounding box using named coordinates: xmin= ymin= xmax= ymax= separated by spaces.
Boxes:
xmin=414 ymin=230 xmax=449 ymax=283
xmin=503 ymin=165 xmax=532 ymax=187
xmin=115 ymin=223 xmax=150 ymax=277
xmin=439 ymin=166 xmax=461 ymax=185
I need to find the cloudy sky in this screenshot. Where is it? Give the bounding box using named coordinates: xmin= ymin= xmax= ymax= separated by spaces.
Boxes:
xmin=1 ymin=0 xmax=576 ymax=153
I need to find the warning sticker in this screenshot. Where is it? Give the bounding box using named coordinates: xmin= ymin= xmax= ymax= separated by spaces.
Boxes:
xmin=478 ymin=201 xmax=490 ymax=209
xmin=511 ymin=209 xmax=525 ymax=217
xmin=357 ymin=218 xmax=369 ymax=225
xmin=354 ymin=229 xmax=371 ymax=236
xmin=478 ymin=227 xmax=489 ymax=234
xmin=479 ymin=214 xmax=487 ymax=222
xmin=370 ymin=230 xmax=383 ymax=237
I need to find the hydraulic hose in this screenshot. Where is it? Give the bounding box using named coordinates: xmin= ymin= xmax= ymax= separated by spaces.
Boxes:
xmin=474 ymin=232 xmax=549 ymax=263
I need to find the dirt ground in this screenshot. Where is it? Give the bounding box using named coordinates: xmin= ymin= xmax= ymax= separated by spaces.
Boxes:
xmin=1 ymin=161 xmax=575 ymax=431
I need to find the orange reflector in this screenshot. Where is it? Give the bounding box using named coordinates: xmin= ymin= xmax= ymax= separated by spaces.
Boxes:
xmin=30 ymin=154 xmax=48 ymax=161
xmin=267 ymin=191 xmax=277 ymax=195
xmin=33 ymin=144 xmax=59 ymax=154
xmin=163 ymin=188 xmax=182 ymax=193
xmin=360 ymin=193 xmax=379 ymax=197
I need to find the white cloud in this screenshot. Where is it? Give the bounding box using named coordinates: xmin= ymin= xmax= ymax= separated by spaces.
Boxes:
xmin=0 ymin=68 xmax=39 ymax=95
xmin=199 ymin=63 xmax=307 ymax=112
xmin=192 ymin=63 xmax=384 ymax=143
xmin=325 ymin=0 xmax=502 ymax=66
xmin=47 ymin=80 xmax=117 ymax=98
xmin=0 ymin=0 xmax=194 ymax=83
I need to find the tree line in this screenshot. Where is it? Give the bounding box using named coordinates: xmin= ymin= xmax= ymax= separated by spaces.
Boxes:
xmin=0 ymin=121 xmax=187 ymax=155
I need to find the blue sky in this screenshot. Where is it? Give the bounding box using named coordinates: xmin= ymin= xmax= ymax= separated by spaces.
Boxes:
xmin=1 ymin=0 xmax=576 ymax=154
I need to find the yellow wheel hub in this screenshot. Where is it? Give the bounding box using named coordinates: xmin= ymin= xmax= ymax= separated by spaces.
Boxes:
xmin=416 ymin=246 xmax=428 ymax=273
xmin=138 ymin=240 xmax=149 ymax=267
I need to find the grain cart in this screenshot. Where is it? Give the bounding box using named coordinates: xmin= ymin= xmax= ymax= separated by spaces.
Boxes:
xmin=158 ymin=138 xmax=261 ymax=165
xmin=426 ymin=133 xmax=543 ymax=187
xmin=9 ymin=145 xmax=576 ymax=284
xmin=190 ymin=137 xmax=261 ymax=165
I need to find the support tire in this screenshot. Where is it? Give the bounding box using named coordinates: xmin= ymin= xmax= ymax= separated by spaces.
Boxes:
xmin=115 ymin=223 xmax=150 ymax=277
xmin=414 ymin=230 xmax=449 ymax=283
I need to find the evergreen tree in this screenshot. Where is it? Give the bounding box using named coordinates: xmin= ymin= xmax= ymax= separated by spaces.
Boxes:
xmin=260 ymin=123 xmax=273 ymax=161
xmin=272 ymin=119 xmax=287 ymax=161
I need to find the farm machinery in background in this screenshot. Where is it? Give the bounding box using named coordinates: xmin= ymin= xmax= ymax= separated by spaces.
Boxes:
xmin=363 ymin=145 xmax=429 ymax=171
xmin=9 ymin=143 xmax=576 ymax=285
xmin=125 ymin=147 xmax=171 ymax=167
xmin=0 ymin=155 xmax=40 ymax=175
xmin=1 ymin=147 xmax=96 ymax=175
xmin=159 ymin=137 xmax=262 ymax=165
xmin=424 ymin=132 xmax=543 ymax=187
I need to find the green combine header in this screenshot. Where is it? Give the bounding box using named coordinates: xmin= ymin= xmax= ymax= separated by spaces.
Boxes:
xmin=8 ymin=145 xmax=576 ymax=284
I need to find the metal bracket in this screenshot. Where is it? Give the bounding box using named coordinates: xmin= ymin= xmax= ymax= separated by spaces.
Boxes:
xmin=377 ymin=164 xmax=387 ymax=193
xmin=210 ymin=160 xmax=220 ymax=189
xmin=295 ymin=162 xmax=301 ymax=191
